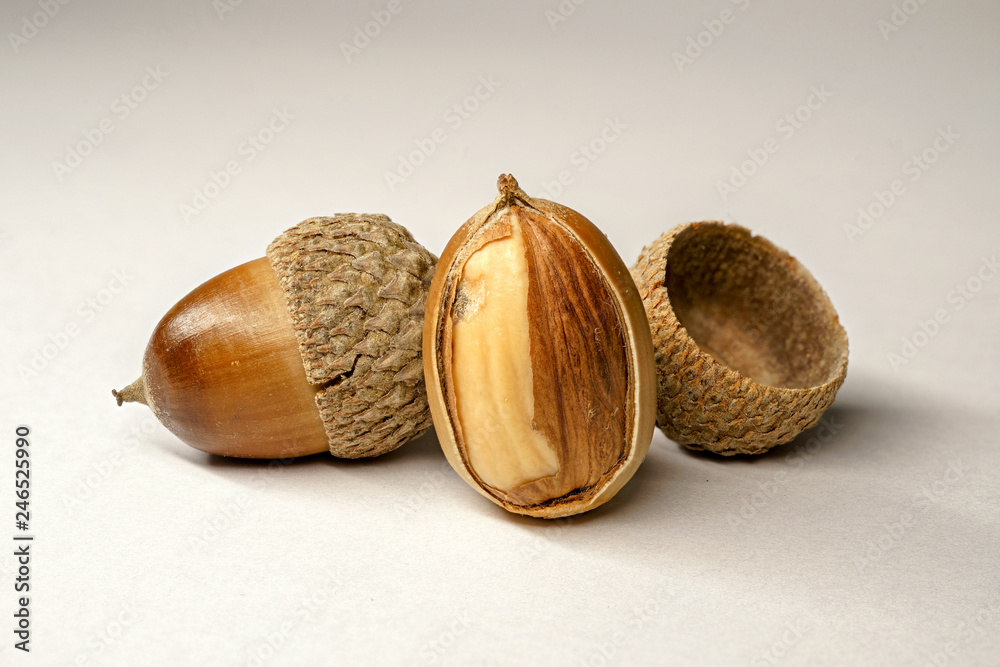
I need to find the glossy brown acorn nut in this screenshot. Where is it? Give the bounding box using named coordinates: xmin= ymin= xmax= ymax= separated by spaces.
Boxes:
xmin=424 ymin=175 xmax=656 ymax=518
xmin=114 ymin=215 xmax=436 ymax=459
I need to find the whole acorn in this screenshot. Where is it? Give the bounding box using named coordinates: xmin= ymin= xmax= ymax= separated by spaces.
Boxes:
xmin=114 ymin=214 xmax=437 ymax=459
xmin=424 ymin=175 xmax=656 ymax=518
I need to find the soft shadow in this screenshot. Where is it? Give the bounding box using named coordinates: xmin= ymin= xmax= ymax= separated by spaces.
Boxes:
xmin=588 ymin=446 xmax=680 ymax=521
xmin=180 ymin=424 xmax=447 ymax=473
xmin=671 ymin=401 xmax=869 ymax=464
xmin=202 ymin=448 xmax=328 ymax=470
xmin=668 ymin=376 xmax=961 ymax=465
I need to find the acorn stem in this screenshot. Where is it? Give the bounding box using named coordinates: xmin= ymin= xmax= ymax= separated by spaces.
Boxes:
xmin=495 ymin=173 xmax=527 ymax=207
xmin=113 ymin=377 xmax=148 ymax=407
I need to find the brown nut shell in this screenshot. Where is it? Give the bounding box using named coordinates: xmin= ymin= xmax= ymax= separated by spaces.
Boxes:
xmin=631 ymin=222 xmax=848 ymax=456
xmin=424 ymin=175 xmax=656 ymax=518
xmin=127 ymin=258 xmax=332 ymax=459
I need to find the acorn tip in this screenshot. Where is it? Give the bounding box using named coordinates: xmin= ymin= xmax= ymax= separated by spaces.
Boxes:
xmin=113 ymin=377 xmax=148 ymax=407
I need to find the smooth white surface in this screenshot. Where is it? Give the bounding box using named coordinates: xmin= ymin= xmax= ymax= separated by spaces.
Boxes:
xmin=2 ymin=1 xmax=998 ymax=665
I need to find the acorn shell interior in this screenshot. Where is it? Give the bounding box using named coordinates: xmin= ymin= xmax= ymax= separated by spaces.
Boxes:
xmin=665 ymin=223 xmax=846 ymax=390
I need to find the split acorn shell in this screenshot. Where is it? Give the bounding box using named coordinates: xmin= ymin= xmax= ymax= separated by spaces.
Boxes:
xmin=114 ymin=214 xmax=437 ymax=459
xmin=631 ymin=222 xmax=849 ymax=455
xmin=423 ymin=175 xmax=656 ymax=518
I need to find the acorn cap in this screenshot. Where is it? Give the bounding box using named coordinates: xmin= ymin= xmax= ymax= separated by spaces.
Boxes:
xmin=631 ymin=222 xmax=848 ymax=455
xmin=266 ymin=214 xmax=436 ymax=458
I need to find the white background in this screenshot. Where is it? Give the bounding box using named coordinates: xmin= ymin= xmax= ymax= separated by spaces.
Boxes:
xmin=2 ymin=1 xmax=999 ymax=665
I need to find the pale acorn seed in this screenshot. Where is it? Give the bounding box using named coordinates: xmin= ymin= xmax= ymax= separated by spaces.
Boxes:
xmin=424 ymin=174 xmax=656 ymax=519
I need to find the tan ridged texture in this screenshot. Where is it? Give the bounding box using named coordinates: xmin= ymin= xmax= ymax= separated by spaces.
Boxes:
xmin=266 ymin=214 xmax=437 ymax=458
xmin=631 ymin=222 xmax=848 ymax=456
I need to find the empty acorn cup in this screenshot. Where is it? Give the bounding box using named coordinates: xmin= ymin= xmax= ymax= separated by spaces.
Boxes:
xmin=631 ymin=222 xmax=849 ymax=456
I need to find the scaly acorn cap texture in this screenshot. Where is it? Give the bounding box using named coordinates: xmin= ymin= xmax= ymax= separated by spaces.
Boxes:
xmin=265 ymin=214 xmax=437 ymax=457
xmin=631 ymin=222 xmax=848 ymax=456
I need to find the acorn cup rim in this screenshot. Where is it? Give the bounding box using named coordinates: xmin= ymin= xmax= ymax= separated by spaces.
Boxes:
xmin=662 ymin=221 xmax=848 ymax=394
xmin=633 ymin=220 xmax=849 ymax=456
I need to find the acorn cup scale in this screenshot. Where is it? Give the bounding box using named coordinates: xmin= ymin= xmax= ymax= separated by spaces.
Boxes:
xmin=114 ymin=214 xmax=437 ymax=459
